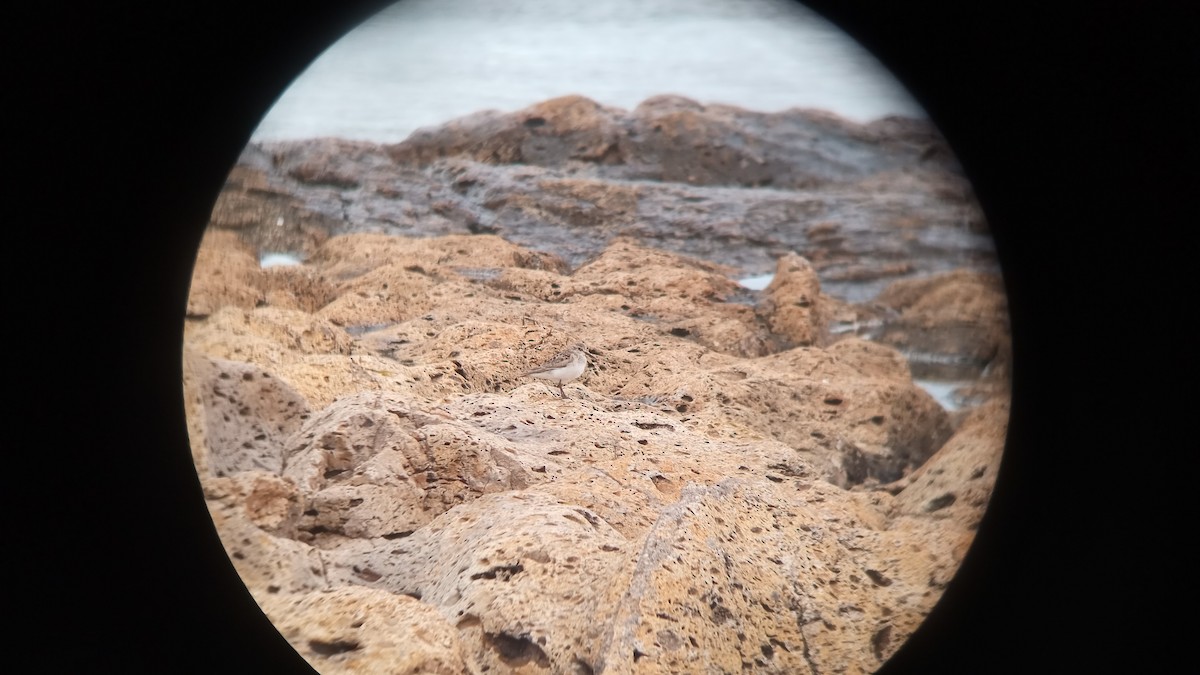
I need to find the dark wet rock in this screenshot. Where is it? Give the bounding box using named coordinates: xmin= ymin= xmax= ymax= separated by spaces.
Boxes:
xmin=212 ymin=95 xmax=993 ymax=307
xmin=387 ymin=96 xmax=627 ymax=169
xmin=386 ymin=94 xmax=964 ymax=189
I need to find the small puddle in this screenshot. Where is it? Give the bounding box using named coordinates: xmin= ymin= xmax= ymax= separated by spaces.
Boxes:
xmin=260 ymin=252 xmax=304 ymax=268
xmin=737 ymin=273 xmax=775 ymax=291
xmin=913 ymin=379 xmax=980 ymax=412
xmin=344 ymin=323 xmax=397 ymax=337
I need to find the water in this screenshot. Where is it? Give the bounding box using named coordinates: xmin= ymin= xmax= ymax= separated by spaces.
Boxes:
xmin=259 ymin=252 xmax=304 ymax=268
xmin=253 ymin=0 xmax=926 ymax=143
xmin=914 ymin=380 xmax=977 ymax=413
xmin=737 ymin=273 xmax=775 ymax=291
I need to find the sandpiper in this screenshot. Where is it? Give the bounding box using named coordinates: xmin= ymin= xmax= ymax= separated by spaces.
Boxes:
xmin=524 ymin=345 xmax=587 ymax=398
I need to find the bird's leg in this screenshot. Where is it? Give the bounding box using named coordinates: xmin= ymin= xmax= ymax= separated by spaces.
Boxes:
xmin=558 ymin=381 xmax=568 ymax=398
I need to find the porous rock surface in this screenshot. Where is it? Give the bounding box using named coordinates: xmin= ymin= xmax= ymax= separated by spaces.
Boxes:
xmin=184 ymin=97 xmax=1008 ymax=674
xmin=186 ymin=240 xmax=1006 ymax=674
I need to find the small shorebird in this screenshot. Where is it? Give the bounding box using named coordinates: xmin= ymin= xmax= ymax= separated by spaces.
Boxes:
xmin=523 ymin=345 xmax=587 ymax=398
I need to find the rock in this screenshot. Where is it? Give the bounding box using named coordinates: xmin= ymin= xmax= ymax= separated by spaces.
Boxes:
xmin=757 ymin=252 xmax=834 ymax=347
xmin=875 ymin=269 xmax=1011 ymax=379
xmin=216 ymin=96 xmax=994 ymax=298
xmin=388 ymin=94 xmax=963 ymax=190
xmin=180 ymin=229 xmax=1003 ymax=667
xmin=185 ymin=229 xmax=264 ymax=318
xmin=280 ymin=391 xmax=551 ymax=545
xmin=591 ymin=478 xmax=910 ymax=673
xmin=184 ymin=306 xmax=364 ymax=409
xmin=183 ymin=350 xmax=311 ymax=478
xmin=259 ymin=587 xmax=480 ymax=675
xmin=207 ymin=146 xmax=336 ymax=256
xmin=892 ymin=397 xmax=1009 ymax=529
xmin=825 ymin=336 xmax=912 ymax=381
xmin=183 ymin=228 xmax=996 ymax=672
xmin=310 ymin=232 xmax=569 ymax=283
xmin=325 ymin=491 xmax=630 ymax=674
xmin=564 ymin=238 xmax=772 ymax=357
xmin=184 ymin=226 xmax=341 ymax=321
xmin=203 ymin=473 xmax=329 ymax=595
xmin=185 ymin=305 xmax=352 ymax=363
xmin=388 ymin=95 xmax=627 ymax=168
xmin=203 ymin=470 xmax=304 ymax=536
xmin=183 ymin=96 xmax=1008 ymax=673
xmin=267 ymin=137 xmax=392 ymax=189
xmin=316 ymin=265 xmax=443 ymax=328
xmin=256 ymin=263 xmax=342 ymax=314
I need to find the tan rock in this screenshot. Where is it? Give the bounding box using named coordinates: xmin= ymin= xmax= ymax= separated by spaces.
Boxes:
xmin=825 ymin=336 xmax=912 ymax=381
xmin=183 ymin=350 xmax=311 ymax=478
xmin=184 ymin=229 xmax=1005 ymax=674
xmin=185 ymin=305 xmax=352 ymax=363
xmin=875 ymin=269 xmax=1011 ymax=379
xmin=317 ymin=491 xmax=630 ymax=674
xmin=310 ymin=232 xmax=567 ymax=282
xmin=185 ymin=229 xmax=264 ymax=318
xmin=564 ymin=238 xmax=771 ymax=357
xmin=315 ymin=264 xmax=444 ymax=327
xmin=259 ymin=587 xmax=480 ymax=675
xmin=892 ymin=396 xmax=1009 ymax=529
xmin=757 ymin=252 xmax=835 ymax=347
xmin=280 ymin=391 xmax=550 ymax=545
xmin=482 ymin=267 xmax=571 ymax=302
xmin=182 ymin=349 xmax=215 ymax=475
xmin=203 ymin=470 xmax=304 ymax=536
xmin=203 ymin=474 xmax=329 ymax=596
xmin=593 ymin=479 xmax=906 ymax=674
xmin=609 ymin=343 xmax=954 ymax=487
xmin=259 ymin=264 xmax=340 ymax=314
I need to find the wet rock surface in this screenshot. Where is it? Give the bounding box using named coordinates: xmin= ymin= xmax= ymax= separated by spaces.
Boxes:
xmin=224 ymin=95 xmax=995 ymax=304
xmin=186 ymin=97 xmax=1009 ymax=673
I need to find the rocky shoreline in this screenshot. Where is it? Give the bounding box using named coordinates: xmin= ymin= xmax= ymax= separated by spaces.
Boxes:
xmin=185 ymin=96 xmax=1009 ymax=673
xmin=216 ymin=95 xmax=994 ymax=303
